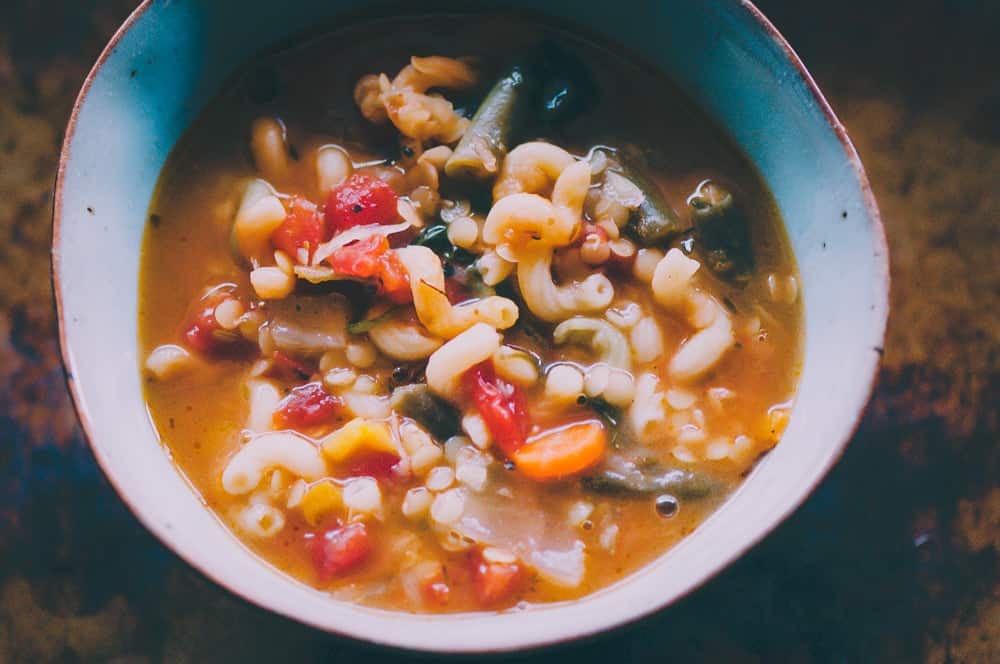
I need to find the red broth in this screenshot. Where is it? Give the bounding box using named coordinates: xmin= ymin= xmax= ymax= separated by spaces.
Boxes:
xmin=139 ymin=14 xmax=802 ymax=613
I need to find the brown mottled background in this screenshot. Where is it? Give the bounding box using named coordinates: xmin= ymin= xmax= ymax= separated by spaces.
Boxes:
xmin=1 ymin=0 xmax=997 ymax=661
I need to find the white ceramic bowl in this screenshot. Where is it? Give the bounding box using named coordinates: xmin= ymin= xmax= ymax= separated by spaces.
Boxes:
xmin=53 ymin=0 xmax=888 ymax=652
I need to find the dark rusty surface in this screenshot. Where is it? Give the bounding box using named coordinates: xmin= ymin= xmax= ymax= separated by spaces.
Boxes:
xmin=1 ymin=0 xmax=997 ymax=661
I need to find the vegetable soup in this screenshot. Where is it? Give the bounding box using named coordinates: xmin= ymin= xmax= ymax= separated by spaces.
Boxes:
xmin=139 ymin=14 xmax=802 ymax=613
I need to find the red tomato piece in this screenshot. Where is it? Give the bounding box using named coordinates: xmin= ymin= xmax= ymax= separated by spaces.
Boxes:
xmin=472 ymin=555 xmax=524 ymax=606
xmin=268 ymin=351 xmax=315 ymax=381
xmin=327 ymin=235 xmax=412 ymax=304
xmin=311 ymin=522 xmax=371 ymax=583
xmin=463 ymin=362 xmax=531 ymax=458
xmin=271 ymin=197 xmax=328 ymax=260
xmin=273 ymin=382 xmax=341 ymax=429
xmin=346 ymin=451 xmax=400 ymax=479
xmin=183 ymin=289 xmax=244 ymax=357
xmin=328 ymin=234 xmax=388 ymax=278
xmin=325 ymin=173 xmax=399 ymax=232
xmin=377 ymin=250 xmax=412 ymax=304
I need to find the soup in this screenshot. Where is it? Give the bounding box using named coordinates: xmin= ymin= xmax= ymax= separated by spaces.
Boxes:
xmin=139 ymin=14 xmax=801 ymax=613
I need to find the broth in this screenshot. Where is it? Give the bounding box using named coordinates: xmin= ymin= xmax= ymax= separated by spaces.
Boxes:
xmin=139 ymin=14 xmax=801 ymax=613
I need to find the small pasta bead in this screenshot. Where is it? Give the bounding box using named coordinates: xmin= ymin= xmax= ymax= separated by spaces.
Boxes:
xmin=608 ymin=237 xmax=637 ymax=262
xmin=476 ymin=250 xmax=515 ymax=287
xmin=666 ymin=388 xmax=698 ymax=410
xmin=425 ymin=466 xmax=455 ymax=492
xmin=599 ymin=523 xmax=620 ymax=552
xmin=402 ymin=487 xmax=433 ymax=520
xmin=250 ymin=266 xmax=295 ymax=300
xmin=705 ymin=437 xmax=732 ymax=460
xmin=584 ymin=365 xmax=610 ymax=397
xmin=707 ymin=386 xmax=736 ymax=411
xmin=352 ymin=375 xmax=380 ymax=394
xmin=238 ymin=503 xmax=285 ymax=538
xmin=323 ymin=368 xmax=357 ymax=390
xmin=630 ymin=317 xmax=664 ymax=363
xmin=604 ymin=369 xmax=636 ymax=407
xmin=342 ymin=477 xmax=382 ymax=515
xmin=447 ymin=216 xmax=479 ymax=249
xmin=346 ymin=340 xmax=377 ymax=368
xmin=316 ymin=145 xmax=352 ymax=192
xmin=410 ymin=444 xmax=444 ymax=475
xmin=455 ymin=462 xmax=487 ymax=492
xmin=580 ymin=234 xmax=611 ymax=265
xmin=730 ymin=434 xmax=757 ymax=464
xmin=767 ymin=273 xmax=799 ymax=304
xmin=633 ymin=248 xmax=664 ymax=283
xmin=213 ymin=299 xmax=244 ymax=331
xmin=545 ymin=364 xmax=585 ymax=404
xmin=286 ymin=479 xmax=307 ymax=509
xmin=677 ymin=425 xmax=707 ymax=446
xmin=461 ymin=413 xmax=492 ymax=450
xmin=399 ymin=421 xmax=433 ymax=454
xmin=567 ymin=501 xmax=595 ymax=528
xmin=429 ymin=488 xmax=465 ymax=526
xmin=605 ymin=301 xmax=642 ymax=330
xmin=492 ymin=345 xmax=539 ymax=388
xmin=419 ymin=145 xmax=453 ymax=170
xmin=145 ymin=344 xmax=194 ymax=380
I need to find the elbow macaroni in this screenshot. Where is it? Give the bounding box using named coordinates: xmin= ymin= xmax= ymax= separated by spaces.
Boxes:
xmin=516 ymin=247 xmax=614 ymax=322
xmin=425 ymin=323 xmax=501 ymax=400
xmin=395 ymin=245 xmax=519 ymax=338
xmin=222 ymin=431 xmax=327 ymax=495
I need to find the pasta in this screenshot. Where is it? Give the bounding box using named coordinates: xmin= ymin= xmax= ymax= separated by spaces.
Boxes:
xmin=222 ymin=431 xmax=328 ymax=495
xmin=141 ymin=24 xmax=801 ymax=614
xmin=425 ymin=323 xmax=502 ymax=400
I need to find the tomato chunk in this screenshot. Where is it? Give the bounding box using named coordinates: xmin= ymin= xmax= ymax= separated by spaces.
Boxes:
xmin=325 ymin=173 xmax=399 ymax=232
xmin=183 ymin=289 xmax=244 ymax=357
xmin=472 ymin=554 xmax=524 ymax=606
xmin=311 ymin=522 xmax=371 ymax=583
xmin=271 ymin=197 xmax=328 ymax=260
xmin=346 ymin=451 xmax=401 ymax=479
xmin=268 ymin=351 xmax=315 ymax=381
xmin=464 ymin=362 xmax=531 ymax=458
xmin=273 ymin=382 xmax=341 ymax=429
xmin=327 ymin=235 xmax=412 ymax=304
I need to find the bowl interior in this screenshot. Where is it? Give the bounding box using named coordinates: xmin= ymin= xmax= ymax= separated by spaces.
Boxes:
xmin=54 ymin=0 xmax=887 ymax=652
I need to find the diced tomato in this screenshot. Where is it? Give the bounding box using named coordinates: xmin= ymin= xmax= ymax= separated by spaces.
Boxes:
xmin=472 ymin=554 xmax=524 ymax=606
xmin=271 ymin=197 xmax=328 ymax=260
xmin=311 ymin=522 xmax=371 ymax=583
xmin=346 ymin=451 xmax=400 ymax=478
xmin=183 ymin=289 xmax=244 ymax=357
xmin=324 ymin=173 xmax=399 ymax=232
xmin=273 ymin=382 xmax=341 ymax=429
xmin=327 ymin=235 xmax=412 ymax=304
xmin=463 ymin=362 xmax=531 ymax=458
xmin=268 ymin=351 xmax=315 ymax=381
xmin=377 ymin=250 xmax=412 ymax=304
xmin=328 ymin=234 xmax=388 ymax=278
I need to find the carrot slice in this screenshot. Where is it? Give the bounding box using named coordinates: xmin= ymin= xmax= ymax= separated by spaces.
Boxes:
xmin=511 ymin=420 xmax=607 ymax=482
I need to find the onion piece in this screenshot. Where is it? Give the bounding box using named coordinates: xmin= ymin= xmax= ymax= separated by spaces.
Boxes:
xmin=311 ymin=221 xmax=412 ymax=266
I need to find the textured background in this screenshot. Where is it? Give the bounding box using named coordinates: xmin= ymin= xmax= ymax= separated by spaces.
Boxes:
xmin=1 ymin=0 xmax=997 ymax=661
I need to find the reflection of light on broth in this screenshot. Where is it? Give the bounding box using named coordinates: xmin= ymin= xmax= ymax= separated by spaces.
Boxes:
xmin=138 ymin=13 xmax=802 ymax=613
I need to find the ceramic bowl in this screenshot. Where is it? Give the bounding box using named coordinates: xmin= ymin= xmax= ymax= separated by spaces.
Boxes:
xmin=53 ymin=0 xmax=888 ymax=653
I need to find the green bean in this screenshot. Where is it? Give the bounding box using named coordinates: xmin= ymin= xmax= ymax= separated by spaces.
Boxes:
xmin=582 ymin=465 xmax=722 ymax=499
xmin=390 ymin=384 xmax=460 ymax=441
xmin=689 ymin=180 xmax=754 ymax=282
xmin=595 ymin=148 xmax=685 ymax=246
xmin=445 ymin=65 xmax=534 ymax=180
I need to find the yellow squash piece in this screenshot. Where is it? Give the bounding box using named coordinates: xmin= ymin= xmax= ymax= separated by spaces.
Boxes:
xmin=320 ymin=418 xmax=396 ymax=463
xmin=301 ymin=480 xmax=343 ymax=526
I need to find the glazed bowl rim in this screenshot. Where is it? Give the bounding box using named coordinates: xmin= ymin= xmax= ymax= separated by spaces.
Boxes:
xmin=52 ymin=0 xmax=889 ymax=652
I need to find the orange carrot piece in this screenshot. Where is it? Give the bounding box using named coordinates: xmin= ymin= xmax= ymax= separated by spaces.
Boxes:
xmin=511 ymin=420 xmax=607 ymax=482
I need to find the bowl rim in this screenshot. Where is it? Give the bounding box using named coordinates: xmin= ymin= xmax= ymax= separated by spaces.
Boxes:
xmin=51 ymin=0 xmax=889 ymax=652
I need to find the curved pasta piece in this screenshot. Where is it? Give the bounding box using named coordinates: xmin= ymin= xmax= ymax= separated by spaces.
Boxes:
xmin=425 ymin=322 xmax=501 ymax=400
xmin=231 ymin=179 xmax=286 ymax=264
xmin=221 ymin=431 xmax=327 ymax=495
xmin=355 ymin=57 xmax=475 ymax=143
xmin=516 ymin=247 xmax=614 ymax=322
xmin=483 ymin=160 xmax=591 ymax=252
xmin=250 ymin=117 xmax=292 ymax=183
xmin=650 ymin=248 xmax=736 ymax=382
xmin=553 ymin=317 xmax=631 ymax=370
xmin=368 ymin=312 xmax=444 ymax=361
xmin=493 ymin=142 xmax=576 ymax=200
xmin=395 ymin=246 xmax=519 ymax=338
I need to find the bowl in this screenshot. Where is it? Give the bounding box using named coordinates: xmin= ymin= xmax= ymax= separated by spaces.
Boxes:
xmin=52 ymin=0 xmax=888 ymax=653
